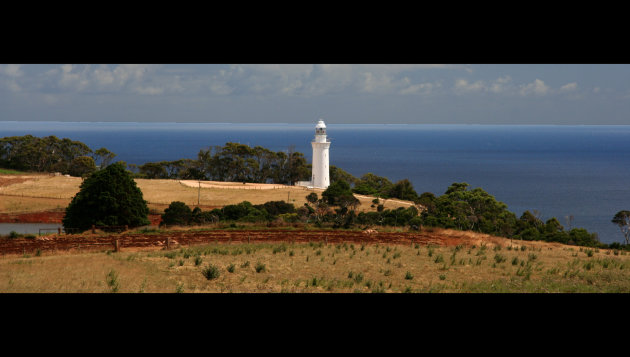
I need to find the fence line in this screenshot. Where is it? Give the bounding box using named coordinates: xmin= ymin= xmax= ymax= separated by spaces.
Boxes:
xmin=0 ymin=192 xmax=71 ymax=200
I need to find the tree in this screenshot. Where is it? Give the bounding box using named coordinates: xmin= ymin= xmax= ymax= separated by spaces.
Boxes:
xmin=62 ymin=162 xmax=150 ymax=232
xmin=314 ymin=199 xmax=329 ymax=224
xmin=68 ymin=156 xmax=96 ymax=177
xmin=0 ymin=134 xmax=93 ymax=174
xmin=161 ymin=201 xmax=192 ymax=226
xmin=352 ymin=173 xmax=393 ymax=197
xmin=322 ymin=180 xmax=354 ymax=206
xmin=425 ymin=182 xmax=516 ymax=235
xmin=93 ymin=147 xmax=116 ymax=169
xmin=329 ymin=166 xmax=359 ymax=186
xmin=138 ymin=162 xmax=168 ymax=179
xmin=306 ymin=192 xmax=319 ymax=205
xmin=417 ymin=192 xmax=436 ymax=211
xmin=612 ymin=210 xmax=630 ymax=245
xmin=388 ymin=179 xmax=419 ymax=201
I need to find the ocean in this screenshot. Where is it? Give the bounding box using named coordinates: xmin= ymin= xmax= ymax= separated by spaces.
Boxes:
xmin=2 ymin=121 xmax=630 ymax=244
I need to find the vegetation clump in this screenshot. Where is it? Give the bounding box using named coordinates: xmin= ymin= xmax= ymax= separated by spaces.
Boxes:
xmin=62 ymin=162 xmax=150 ymax=232
xmin=202 ymin=265 xmax=220 ymax=280
xmin=0 ymin=134 xmax=114 ymax=176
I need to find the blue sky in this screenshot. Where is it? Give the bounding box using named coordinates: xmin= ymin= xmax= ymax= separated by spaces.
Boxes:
xmin=1 ymin=64 xmax=630 ymax=124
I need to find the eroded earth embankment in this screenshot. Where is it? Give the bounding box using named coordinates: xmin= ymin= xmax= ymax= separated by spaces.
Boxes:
xmin=0 ymin=228 xmax=514 ymax=256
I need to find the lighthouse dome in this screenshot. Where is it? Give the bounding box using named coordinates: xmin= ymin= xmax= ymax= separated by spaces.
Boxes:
xmin=315 ymin=120 xmax=326 ymax=129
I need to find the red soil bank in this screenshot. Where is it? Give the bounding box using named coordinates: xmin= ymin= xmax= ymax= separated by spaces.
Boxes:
xmin=0 ymin=211 xmax=65 ymax=223
xmin=0 ymin=211 xmax=162 ymax=225
xmin=0 ymin=228 xmax=508 ymax=256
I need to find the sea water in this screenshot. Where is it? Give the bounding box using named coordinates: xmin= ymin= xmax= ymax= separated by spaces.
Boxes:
xmin=2 ymin=121 xmax=629 ymax=244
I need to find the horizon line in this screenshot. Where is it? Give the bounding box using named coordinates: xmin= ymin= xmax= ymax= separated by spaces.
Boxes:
xmin=2 ymin=121 xmax=630 ymax=126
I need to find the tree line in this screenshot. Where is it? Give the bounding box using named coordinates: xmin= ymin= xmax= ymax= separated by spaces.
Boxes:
xmin=159 ymin=179 xmax=616 ymax=249
xmin=132 ymin=142 xmax=423 ymax=202
xmin=0 ymin=135 xmax=116 ymax=177
xmin=1 ymin=135 xmax=422 ymax=202
xmin=131 ymin=142 xmax=310 ymax=185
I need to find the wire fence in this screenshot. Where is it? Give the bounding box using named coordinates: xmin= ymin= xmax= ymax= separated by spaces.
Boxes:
xmin=37 ymin=227 xmax=81 ymax=235
xmin=36 ymin=225 xmax=130 ymax=235
xmin=0 ymin=192 xmax=72 ymax=199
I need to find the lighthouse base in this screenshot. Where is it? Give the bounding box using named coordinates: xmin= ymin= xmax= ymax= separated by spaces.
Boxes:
xmin=295 ymin=180 xmax=313 ymax=188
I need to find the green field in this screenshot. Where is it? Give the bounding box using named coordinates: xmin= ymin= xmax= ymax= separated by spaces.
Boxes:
xmin=0 ymin=168 xmax=25 ymax=175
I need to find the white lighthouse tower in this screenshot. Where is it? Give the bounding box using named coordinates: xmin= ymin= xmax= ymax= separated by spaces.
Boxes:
xmin=311 ymin=119 xmax=331 ymax=189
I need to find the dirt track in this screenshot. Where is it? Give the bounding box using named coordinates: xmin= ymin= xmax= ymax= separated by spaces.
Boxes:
xmin=0 ymin=228 xmax=510 ymax=256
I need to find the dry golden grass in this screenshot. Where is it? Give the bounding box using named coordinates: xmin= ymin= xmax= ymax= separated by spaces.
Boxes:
xmin=2 ymin=239 xmax=629 ymax=293
xmin=0 ymin=196 xmax=69 ymax=213
xmin=0 ymin=174 xmax=414 ymax=214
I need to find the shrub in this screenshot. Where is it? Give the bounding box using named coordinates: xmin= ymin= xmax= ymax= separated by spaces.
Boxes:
xmin=106 ymin=269 xmax=120 ymax=292
xmin=202 ymin=265 xmax=220 ymax=280
xmin=161 ymin=201 xmax=192 ymax=226
xmin=494 ymin=254 xmax=506 ymax=264
xmin=255 ymin=262 xmax=266 ymax=273
xmin=226 ymin=264 xmax=235 ymax=273
xmin=405 ymin=271 xmax=414 ymax=280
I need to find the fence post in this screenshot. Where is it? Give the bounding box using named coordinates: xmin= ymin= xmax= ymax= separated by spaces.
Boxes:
xmin=58 ymin=227 xmax=62 ymax=235
xmin=92 ymin=225 xmax=95 ymax=234
xmin=124 ymin=225 xmax=128 ymax=231
xmin=166 ymin=236 xmax=171 ymax=250
xmin=114 ymin=239 xmax=120 ymax=252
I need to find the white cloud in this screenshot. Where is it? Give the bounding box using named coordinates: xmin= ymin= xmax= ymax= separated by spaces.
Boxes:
xmin=42 ymin=64 xmax=173 ymax=95
xmin=0 ymin=64 xmax=24 ymax=77
xmin=454 ymin=78 xmax=485 ymax=93
xmin=560 ymin=82 xmax=578 ymax=92
xmin=519 ymin=79 xmax=549 ymax=96
xmin=5 ymin=64 xmax=467 ymax=98
xmin=360 ymin=72 xmax=396 ymax=93
xmin=93 ymin=65 xmax=116 ymax=86
xmin=5 ymin=64 xmax=575 ymax=102
xmin=217 ymin=64 xmax=464 ymax=97
xmin=489 ymin=76 xmax=512 ymax=94
xmin=399 ymin=80 xmax=438 ymax=95
xmin=58 ymin=64 xmax=91 ymax=91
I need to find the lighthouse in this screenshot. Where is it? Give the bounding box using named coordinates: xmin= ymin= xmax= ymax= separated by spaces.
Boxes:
xmin=311 ymin=119 xmax=331 ymax=189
